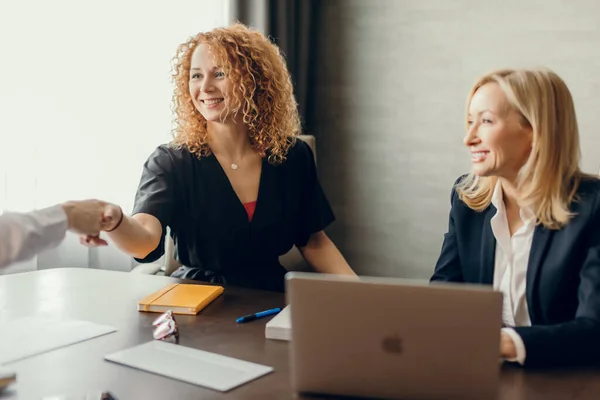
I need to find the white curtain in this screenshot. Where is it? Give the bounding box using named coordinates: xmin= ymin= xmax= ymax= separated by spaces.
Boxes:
xmin=0 ymin=0 xmax=226 ymax=274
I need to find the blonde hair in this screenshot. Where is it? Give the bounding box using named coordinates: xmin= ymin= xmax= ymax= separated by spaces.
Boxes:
xmin=170 ymin=23 xmax=300 ymax=164
xmin=457 ymin=67 xmax=591 ymax=229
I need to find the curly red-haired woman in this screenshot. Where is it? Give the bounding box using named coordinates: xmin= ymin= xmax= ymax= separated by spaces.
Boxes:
xmin=83 ymin=24 xmax=355 ymax=291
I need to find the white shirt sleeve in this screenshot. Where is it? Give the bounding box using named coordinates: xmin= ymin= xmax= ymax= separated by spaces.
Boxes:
xmin=0 ymin=205 xmax=68 ymax=268
xmin=501 ymin=327 xmax=527 ymax=365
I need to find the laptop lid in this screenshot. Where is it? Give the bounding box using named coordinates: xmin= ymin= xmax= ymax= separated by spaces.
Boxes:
xmin=286 ymin=272 xmax=502 ymax=400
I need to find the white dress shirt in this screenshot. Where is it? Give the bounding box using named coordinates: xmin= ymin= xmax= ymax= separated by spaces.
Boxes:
xmin=490 ymin=180 xmax=535 ymax=365
xmin=0 ymin=205 xmax=68 ymax=268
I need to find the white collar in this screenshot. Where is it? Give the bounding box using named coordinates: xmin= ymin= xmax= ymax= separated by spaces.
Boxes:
xmin=491 ymin=179 xmax=536 ymax=224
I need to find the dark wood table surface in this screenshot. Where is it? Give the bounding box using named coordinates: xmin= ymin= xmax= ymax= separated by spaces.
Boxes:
xmin=0 ymin=268 xmax=599 ymax=400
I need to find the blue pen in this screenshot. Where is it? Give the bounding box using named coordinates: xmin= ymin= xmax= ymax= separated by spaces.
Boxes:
xmin=236 ymin=307 xmax=282 ymax=323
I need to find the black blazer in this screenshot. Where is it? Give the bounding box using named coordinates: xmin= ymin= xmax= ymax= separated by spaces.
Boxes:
xmin=431 ymin=176 xmax=600 ymax=367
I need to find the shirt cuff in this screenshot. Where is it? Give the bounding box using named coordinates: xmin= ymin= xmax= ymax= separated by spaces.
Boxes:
xmin=501 ymin=327 xmax=526 ymax=365
xmin=36 ymin=204 xmax=69 ymax=230
xmin=40 ymin=203 xmax=69 ymax=222
xmin=30 ymin=204 xmax=69 ymax=247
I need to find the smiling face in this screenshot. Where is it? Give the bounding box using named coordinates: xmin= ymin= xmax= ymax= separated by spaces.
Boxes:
xmin=188 ymin=44 xmax=233 ymax=123
xmin=465 ymin=82 xmax=533 ymax=182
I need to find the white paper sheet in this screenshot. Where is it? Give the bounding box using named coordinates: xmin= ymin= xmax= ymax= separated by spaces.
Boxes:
xmin=0 ymin=316 xmax=116 ymax=364
xmin=105 ymin=340 xmax=273 ymax=392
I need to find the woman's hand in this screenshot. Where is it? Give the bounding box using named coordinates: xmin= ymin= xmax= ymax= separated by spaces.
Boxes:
xmin=500 ymin=330 xmax=517 ymax=359
xmin=78 ymin=202 xmax=123 ymax=247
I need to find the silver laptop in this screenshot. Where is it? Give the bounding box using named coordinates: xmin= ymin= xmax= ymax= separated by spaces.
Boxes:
xmin=285 ymin=272 xmax=503 ymax=400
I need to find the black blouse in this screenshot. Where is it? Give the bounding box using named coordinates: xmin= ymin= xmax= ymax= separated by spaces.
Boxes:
xmin=131 ymin=139 xmax=334 ymax=292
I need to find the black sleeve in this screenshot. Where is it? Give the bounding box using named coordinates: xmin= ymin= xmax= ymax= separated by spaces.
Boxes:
xmin=131 ymin=145 xmax=177 ymax=263
xmin=292 ymin=139 xmax=335 ymax=247
xmin=514 ymin=189 xmax=600 ymax=367
xmin=430 ymin=176 xmax=465 ymax=283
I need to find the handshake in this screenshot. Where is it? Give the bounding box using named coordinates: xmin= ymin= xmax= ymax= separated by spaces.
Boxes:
xmin=61 ymin=200 xmax=123 ymax=244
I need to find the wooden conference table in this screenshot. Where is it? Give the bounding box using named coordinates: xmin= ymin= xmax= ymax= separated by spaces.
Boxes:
xmin=0 ymin=268 xmax=599 ymax=399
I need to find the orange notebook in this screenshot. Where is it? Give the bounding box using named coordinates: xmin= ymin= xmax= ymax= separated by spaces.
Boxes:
xmin=138 ymin=283 xmax=224 ymax=315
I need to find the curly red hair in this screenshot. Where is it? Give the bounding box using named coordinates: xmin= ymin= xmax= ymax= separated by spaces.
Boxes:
xmin=170 ymin=23 xmax=300 ymax=164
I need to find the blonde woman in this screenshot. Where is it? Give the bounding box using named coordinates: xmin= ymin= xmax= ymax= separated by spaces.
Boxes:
xmin=81 ymin=24 xmax=354 ymax=291
xmin=431 ymin=68 xmax=600 ymax=367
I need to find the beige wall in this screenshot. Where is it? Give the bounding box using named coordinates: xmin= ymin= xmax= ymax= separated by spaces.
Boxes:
xmin=311 ymin=0 xmax=600 ymax=279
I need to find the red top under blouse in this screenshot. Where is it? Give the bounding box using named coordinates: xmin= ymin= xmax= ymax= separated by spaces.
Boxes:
xmin=243 ymin=201 xmax=257 ymax=221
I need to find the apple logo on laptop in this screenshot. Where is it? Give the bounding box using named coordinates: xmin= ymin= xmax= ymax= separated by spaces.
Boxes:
xmin=381 ymin=334 xmax=403 ymax=354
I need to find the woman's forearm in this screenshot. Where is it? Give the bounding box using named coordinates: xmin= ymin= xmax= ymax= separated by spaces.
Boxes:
xmin=106 ymin=213 xmax=162 ymax=259
xmin=300 ymin=231 xmax=356 ymax=275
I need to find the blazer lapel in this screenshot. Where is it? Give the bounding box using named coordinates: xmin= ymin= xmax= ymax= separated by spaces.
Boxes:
xmin=526 ymin=225 xmax=553 ymax=323
xmin=480 ymin=206 xmax=497 ymax=285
